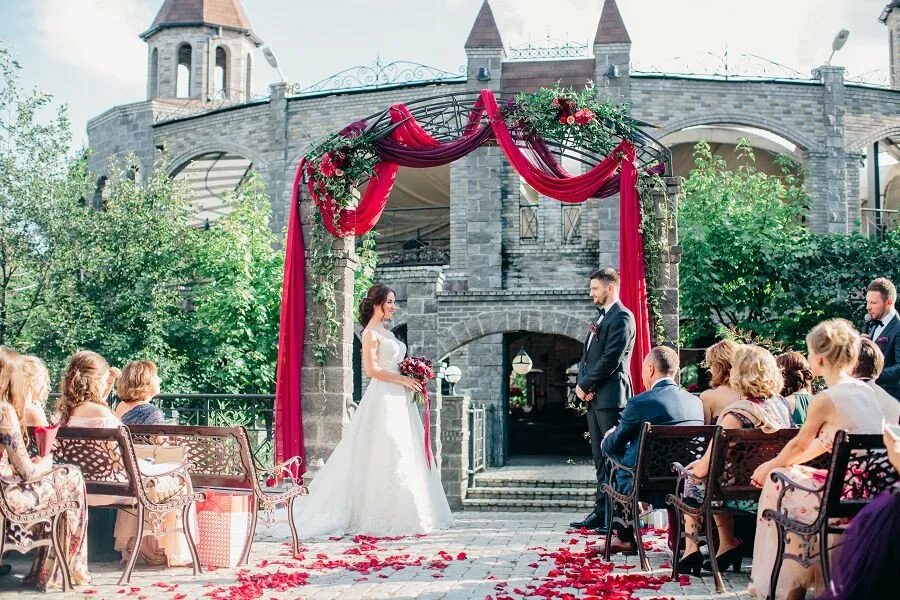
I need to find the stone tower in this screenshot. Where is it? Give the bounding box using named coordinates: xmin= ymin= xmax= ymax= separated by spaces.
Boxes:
xmin=881 ymin=1 xmax=900 ymax=89
xmin=593 ymin=0 xmax=632 ymax=102
xmin=140 ymin=0 xmax=263 ymax=101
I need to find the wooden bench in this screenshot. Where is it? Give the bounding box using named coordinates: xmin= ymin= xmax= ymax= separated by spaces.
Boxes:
xmin=0 ymin=465 xmax=82 ymax=592
xmin=51 ymin=426 xmax=203 ymax=584
xmin=600 ymin=423 xmax=716 ymax=570
xmin=667 ymin=427 xmax=799 ymax=593
xmin=126 ymin=425 xmax=307 ymax=563
xmin=761 ymin=431 xmax=899 ymax=600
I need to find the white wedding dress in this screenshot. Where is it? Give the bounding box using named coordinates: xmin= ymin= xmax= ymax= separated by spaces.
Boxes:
xmin=293 ymin=328 xmax=454 ymax=538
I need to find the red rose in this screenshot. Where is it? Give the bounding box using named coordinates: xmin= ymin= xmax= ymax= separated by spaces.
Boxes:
xmin=560 ymin=116 xmax=569 ymax=125
xmin=566 ymin=115 xmax=576 ymax=125
xmin=319 ymin=153 xmax=337 ymax=177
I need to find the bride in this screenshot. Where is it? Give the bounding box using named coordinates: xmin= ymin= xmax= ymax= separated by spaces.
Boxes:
xmin=293 ymin=284 xmax=455 ymax=537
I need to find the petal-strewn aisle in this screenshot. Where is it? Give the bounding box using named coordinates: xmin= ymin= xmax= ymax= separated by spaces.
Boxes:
xmin=0 ymin=510 xmax=752 ymax=599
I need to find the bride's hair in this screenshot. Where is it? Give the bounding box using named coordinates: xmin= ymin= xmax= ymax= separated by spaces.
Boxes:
xmin=359 ymin=284 xmax=395 ymax=328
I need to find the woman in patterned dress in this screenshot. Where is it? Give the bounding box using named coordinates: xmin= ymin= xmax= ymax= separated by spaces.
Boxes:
xmin=0 ymin=347 xmax=90 ymax=590
xmin=748 ymin=320 xmax=884 ymax=599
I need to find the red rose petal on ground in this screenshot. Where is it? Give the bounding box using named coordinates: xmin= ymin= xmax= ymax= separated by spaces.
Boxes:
xmin=456 ymin=552 xmax=467 ymax=560
xmin=528 ymin=562 xmax=538 ymax=568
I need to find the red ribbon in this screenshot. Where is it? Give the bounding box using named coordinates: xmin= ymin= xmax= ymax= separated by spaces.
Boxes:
xmin=423 ymin=387 xmax=434 ymax=470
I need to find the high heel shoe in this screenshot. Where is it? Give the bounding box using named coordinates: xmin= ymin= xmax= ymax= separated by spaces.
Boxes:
xmin=703 ymin=546 xmax=743 ymax=573
xmin=677 ymin=551 xmax=704 ymax=576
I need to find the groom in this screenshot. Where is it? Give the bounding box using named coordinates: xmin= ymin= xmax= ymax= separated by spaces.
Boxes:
xmin=570 ymin=267 xmax=636 ymax=532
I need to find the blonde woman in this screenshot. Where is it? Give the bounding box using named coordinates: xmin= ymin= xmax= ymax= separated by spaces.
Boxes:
xmin=20 ymin=355 xmax=51 ymax=427
xmin=748 ymin=320 xmax=885 ymax=599
xmin=699 ymin=340 xmax=741 ymax=424
xmin=114 ymin=361 xmax=165 ymax=425
xmin=676 ymin=345 xmax=793 ymax=575
xmin=57 ymin=351 xmax=197 ymax=568
xmin=0 ymin=348 xmax=90 ymax=590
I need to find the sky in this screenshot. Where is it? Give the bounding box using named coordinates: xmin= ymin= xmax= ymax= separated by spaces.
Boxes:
xmin=0 ymin=0 xmax=892 ymax=148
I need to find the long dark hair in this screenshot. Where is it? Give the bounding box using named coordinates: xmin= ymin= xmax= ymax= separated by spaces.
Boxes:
xmin=358 ymin=284 xmax=395 ymax=328
xmin=776 ymin=351 xmax=813 ymax=396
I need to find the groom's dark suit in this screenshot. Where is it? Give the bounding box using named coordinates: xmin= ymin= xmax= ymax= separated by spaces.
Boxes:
xmin=872 ymin=314 xmax=900 ymax=400
xmin=577 ymin=300 xmax=636 ymax=516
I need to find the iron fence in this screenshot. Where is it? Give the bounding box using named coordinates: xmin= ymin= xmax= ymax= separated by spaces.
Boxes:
xmin=468 ymin=403 xmax=487 ymax=486
xmin=861 ymin=207 xmax=900 ymax=239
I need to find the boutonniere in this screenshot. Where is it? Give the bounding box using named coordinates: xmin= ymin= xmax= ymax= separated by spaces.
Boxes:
xmin=590 ymin=323 xmax=600 ymax=336
xmin=877 ymin=336 xmax=888 ymax=344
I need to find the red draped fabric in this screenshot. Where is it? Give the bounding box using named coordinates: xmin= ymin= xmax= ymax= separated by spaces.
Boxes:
xmin=275 ymin=89 xmax=654 ymax=459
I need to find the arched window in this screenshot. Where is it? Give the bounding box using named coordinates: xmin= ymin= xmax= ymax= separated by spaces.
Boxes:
xmin=214 ymin=46 xmax=227 ymax=98
xmin=149 ymin=48 xmax=159 ymax=97
xmin=244 ymin=54 xmax=252 ymax=98
xmin=176 ymin=43 xmax=192 ymax=98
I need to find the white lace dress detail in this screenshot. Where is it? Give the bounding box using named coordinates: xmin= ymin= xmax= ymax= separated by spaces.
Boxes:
xmin=293 ymin=329 xmax=454 ymax=537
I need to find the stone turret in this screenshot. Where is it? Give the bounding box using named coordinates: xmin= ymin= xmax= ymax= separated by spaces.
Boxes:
xmin=464 ymin=0 xmax=505 ymax=93
xmin=141 ymin=0 xmax=262 ymax=100
xmin=593 ymin=0 xmax=632 ymax=102
xmin=881 ymin=1 xmax=900 ymax=89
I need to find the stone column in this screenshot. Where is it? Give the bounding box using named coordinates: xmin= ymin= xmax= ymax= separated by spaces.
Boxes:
xmin=439 ymin=395 xmax=470 ymax=510
xmin=462 ymin=334 xmax=504 ymax=466
xmin=642 ymin=176 xmax=682 ymax=346
xmin=809 ymin=66 xmax=848 ymax=234
xmin=846 ymin=152 xmax=863 ymax=231
xmin=266 ymin=82 xmax=290 ymax=236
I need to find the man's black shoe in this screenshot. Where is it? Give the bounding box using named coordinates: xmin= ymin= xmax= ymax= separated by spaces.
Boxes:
xmin=593 ymin=527 xmax=608 ymax=536
xmin=570 ymin=510 xmax=604 ymax=529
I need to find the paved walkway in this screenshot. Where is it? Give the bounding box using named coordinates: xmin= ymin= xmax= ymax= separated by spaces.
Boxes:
xmin=1 ymin=511 xmax=753 ymax=599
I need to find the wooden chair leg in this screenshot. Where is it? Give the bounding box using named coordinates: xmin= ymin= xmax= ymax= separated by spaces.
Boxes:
xmin=705 ymin=510 xmax=725 ymax=594
xmin=287 ymin=496 xmax=300 ymax=557
xmin=632 ymin=496 xmax=649 ymax=571
xmin=768 ymin=524 xmax=788 ymax=600
xmin=119 ymin=506 xmax=144 ymax=585
xmin=182 ymin=505 xmax=202 ymax=576
xmin=51 ymin=513 xmax=72 ymax=592
xmin=238 ymin=495 xmax=257 ymax=567
xmin=819 ymin=523 xmax=832 ymax=589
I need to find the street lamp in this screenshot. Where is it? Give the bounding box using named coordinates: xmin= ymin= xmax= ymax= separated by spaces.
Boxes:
xmin=826 ymin=29 xmax=850 ymax=66
xmin=511 ymin=349 xmax=533 ymax=375
xmin=444 ymin=365 xmax=462 ymax=395
xmin=262 ymin=47 xmax=287 ymax=83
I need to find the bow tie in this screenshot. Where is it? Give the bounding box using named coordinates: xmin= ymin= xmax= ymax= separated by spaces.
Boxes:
xmin=870 ymin=319 xmax=883 ymax=330
xmin=596 ymin=307 xmax=606 ymax=318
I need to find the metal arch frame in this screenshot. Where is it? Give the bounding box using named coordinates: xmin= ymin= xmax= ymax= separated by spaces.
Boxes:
xmin=307 ymin=90 xmax=672 ymax=176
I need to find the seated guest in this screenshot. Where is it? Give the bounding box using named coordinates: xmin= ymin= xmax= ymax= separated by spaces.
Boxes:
xmin=749 ymin=319 xmax=885 ymax=599
xmin=865 ymin=277 xmax=900 ymax=400
xmin=114 ymin=360 xmax=165 ymax=425
xmin=818 ymin=428 xmax=900 ymax=600
xmin=776 ymin=351 xmax=813 ymax=425
xmin=853 ymin=337 xmax=900 ymax=425
xmin=20 ymin=355 xmax=51 ymax=427
xmin=56 ymin=351 xmax=197 ymax=567
xmin=678 ymin=345 xmax=793 ymax=575
xmin=599 ymin=346 xmax=704 ymax=554
xmin=0 ymin=348 xmax=90 ymax=590
xmin=699 ymin=340 xmax=741 ymax=424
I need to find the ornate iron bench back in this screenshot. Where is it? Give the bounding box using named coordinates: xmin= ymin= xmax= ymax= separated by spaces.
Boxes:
xmin=708 ymin=428 xmax=799 ymax=503
xmin=823 ymin=430 xmax=898 ymax=521
xmin=52 ymin=426 xmax=139 ymax=498
xmin=638 ymin=424 xmax=716 ymax=492
xmin=126 ymin=424 xmax=256 ymax=490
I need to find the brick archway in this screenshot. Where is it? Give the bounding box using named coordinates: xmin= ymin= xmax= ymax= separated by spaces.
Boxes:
xmin=659 ymin=113 xmax=816 ymax=154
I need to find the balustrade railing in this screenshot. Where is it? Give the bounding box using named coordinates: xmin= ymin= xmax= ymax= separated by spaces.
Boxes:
xmin=861 ymin=207 xmax=900 ymax=239
xmin=468 ymin=403 xmax=487 ymax=486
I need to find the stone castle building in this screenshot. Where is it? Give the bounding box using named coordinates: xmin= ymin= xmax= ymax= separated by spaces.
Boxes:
xmin=88 ymin=0 xmax=900 ymax=478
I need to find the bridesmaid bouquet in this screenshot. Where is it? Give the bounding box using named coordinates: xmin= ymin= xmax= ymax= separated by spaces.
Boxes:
xmin=398 ymin=356 xmax=435 ymax=405
xmin=398 ymin=356 xmax=436 ymax=469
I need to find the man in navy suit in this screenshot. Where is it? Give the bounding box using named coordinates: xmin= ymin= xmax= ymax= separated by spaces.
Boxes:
xmin=598 ymin=345 xmax=704 ymax=554
xmin=866 ymin=277 xmax=900 ymax=400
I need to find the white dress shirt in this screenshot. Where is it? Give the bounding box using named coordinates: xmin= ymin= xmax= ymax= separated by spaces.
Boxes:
xmin=872 ymin=309 xmax=897 ymax=340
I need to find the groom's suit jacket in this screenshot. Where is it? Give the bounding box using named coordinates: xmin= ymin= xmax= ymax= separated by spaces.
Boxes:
xmin=873 ymin=316 xmax=900 ymax=400
xmin=577 ymin=300 xmax=636 ymax=410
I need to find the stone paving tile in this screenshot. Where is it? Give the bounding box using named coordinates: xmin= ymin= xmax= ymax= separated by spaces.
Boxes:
xmin=1 ymin=511 xmax=752 ymax=599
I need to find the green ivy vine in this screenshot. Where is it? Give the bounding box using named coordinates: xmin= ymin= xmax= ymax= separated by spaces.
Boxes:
xmin=638 ymin=173 xmax=675 ymax=344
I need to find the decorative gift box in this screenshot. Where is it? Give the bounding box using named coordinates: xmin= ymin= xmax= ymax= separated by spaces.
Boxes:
xmin=196 ymin=490 xmax=252 ymax=568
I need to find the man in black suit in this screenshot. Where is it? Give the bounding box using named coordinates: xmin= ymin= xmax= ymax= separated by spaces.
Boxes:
xmin=570 ymin=267 xmax=636 ymax=531
xmin=598 ymin=346 xmax=704 ymax=554
xmin=866 ymin=277 xmax=900 ymax=400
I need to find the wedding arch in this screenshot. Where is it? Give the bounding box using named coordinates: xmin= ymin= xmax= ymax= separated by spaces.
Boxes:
xmin=274 ymin=84 xmax=672 ymax=464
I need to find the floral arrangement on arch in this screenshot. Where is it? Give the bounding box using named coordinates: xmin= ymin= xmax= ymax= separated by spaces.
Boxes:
xmin=502 ymin=82 xmax=638 ymax=158
xmin=304 ymin=121 xmax=379 ymax=228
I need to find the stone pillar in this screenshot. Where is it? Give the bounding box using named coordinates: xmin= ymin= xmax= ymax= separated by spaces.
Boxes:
xmin=462 ymin=334 xmax=505 ymax=466
xmin=439 ymin=395 xmax=470 ymax=510
xmin=846 ymin=152 xmax=863 ymax=231
xmin=809 ymin=66 xmax=848 ymax=234
xmin=266 ymin=82 xmax=289 ymax=236
xmin=300 ymin=233 xmax=357 ymax=462
xmin=881 ymin=2 xmax=900 ymax=90
xmin=642 ymin=176 xmax=682 ymax=345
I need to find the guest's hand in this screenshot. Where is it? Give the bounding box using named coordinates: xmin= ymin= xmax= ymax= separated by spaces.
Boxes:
xmin=31 ymin=455 xmax=53 ymax=475
xmin=687 ymin=459 xmax=707 ymax=478
xmin=603 ymin=426 xmax=616 ymax=439
xmin=575 ymin=385 xmax=586 ymax=400
xmin=751 ymin=460 xmax=774 ymax=488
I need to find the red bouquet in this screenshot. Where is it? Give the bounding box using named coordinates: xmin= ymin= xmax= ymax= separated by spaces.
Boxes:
xmin=398 ymin=356 xmax=436 ymax=469
xmin=398 ymin=356 xmax=434 ymax=405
